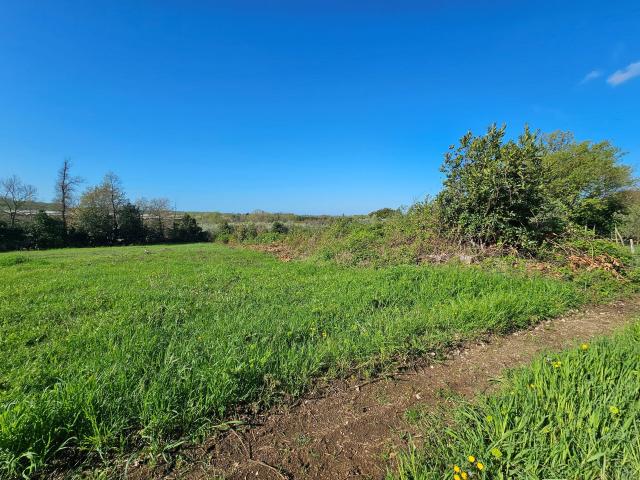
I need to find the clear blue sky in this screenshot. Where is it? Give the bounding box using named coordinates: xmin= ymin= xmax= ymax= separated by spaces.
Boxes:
xmin=1 ymin=1 xmax=639 ymax=214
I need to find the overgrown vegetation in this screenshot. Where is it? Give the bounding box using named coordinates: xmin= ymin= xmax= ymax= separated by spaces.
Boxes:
xmin=393 ymin=322 xmax=640 ymax=479
xmin=0 ymin=243 xmax=613 ymax=478
xmin=214 ymin=125 xmax=638 ymax=272
xmin=2 ymin=124 xmax=639 ymax=478
xmin=4 ymin=125 xmax=639 ymax=260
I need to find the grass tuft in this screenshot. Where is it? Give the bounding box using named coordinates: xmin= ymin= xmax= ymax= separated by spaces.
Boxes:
xmin=393 ymin=323 xmax=640 ymax=480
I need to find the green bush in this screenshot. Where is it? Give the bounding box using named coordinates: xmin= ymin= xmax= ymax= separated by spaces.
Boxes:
xmin=271 ymin=221 xmax=289 ymax=234
xmin=436 ymin=124 xmax=551 ymax=248
xmin=435 ymin=125 xmax=634 ymax=250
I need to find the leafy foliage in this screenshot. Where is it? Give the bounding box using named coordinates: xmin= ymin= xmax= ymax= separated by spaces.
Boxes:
xmin=76 ymin=184 xmax=117 ymax=245
xmin=169 ymin=214 xmax=209 ymax=243
xmin=369 ymin=207 xmax=400 ymax=219
xmin=541 ymin=131 xmax=633 ymax=234
xmin=29 ymin=211 xmax=65 ymax=250
xmin=117 ymin=203 xmax=145 ymax=244
xmin=0 ymin=220 xmax=27 ymax=252
xmin=436 ymin=124 xmax=554 ymax=249
xmin=271 ymin=221 xmax=289 ymax=234
xmin=435 ymin=125 xmax=635 ymax=249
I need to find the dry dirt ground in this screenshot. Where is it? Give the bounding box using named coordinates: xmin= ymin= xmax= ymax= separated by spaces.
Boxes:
xmin=133 ymin=296 xmax=640 ymax=480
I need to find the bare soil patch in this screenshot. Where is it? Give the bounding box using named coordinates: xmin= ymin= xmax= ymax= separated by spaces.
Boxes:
xmin=134 ymin=296 xmax=640 ymax=480
xmin=242 ymin=243 xmax=299 ymax=262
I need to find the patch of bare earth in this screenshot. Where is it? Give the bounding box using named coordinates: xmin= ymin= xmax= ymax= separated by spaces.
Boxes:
xmin=133 ymin=297 xmax=640 ymax=480
xmin=242 ymin=243 xmax=299 ymax=262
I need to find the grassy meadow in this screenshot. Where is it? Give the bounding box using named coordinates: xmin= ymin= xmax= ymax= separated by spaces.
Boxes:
xmin=393 ymin=322 xmax=640 ymax=480
xmin=0 ymin=243 xmax=623 ymax=477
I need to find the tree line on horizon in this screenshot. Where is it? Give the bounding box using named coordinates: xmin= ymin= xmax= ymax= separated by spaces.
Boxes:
xmin=0 ymin=160 xmax=209 ymax=251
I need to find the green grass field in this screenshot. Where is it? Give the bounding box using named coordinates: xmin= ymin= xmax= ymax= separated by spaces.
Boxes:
xmin=0 ymin=243 xmax=603 ymax=477
xmin=393 ymin=323 xmax=640 ymax=480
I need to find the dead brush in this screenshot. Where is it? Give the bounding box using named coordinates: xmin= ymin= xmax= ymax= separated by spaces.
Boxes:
xmin=551 ymin=241 xmax=628 ymax=279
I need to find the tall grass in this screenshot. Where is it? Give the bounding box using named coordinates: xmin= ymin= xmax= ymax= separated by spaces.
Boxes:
xmin=393 ymin=323 xmax=640 ymax=480
xmin=0 ymin=244 xmax=601 ymax=477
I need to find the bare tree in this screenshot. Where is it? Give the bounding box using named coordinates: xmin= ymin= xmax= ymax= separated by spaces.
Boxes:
xmin=137 ymin=197 xmax=171 ymax=238
xmin=100 ymin=172 xmax=126 ymax=235
xmin=1 ymin=175 xmax=37 ymax=226
xmin=54 ymin=159 xmax=83 ymax=234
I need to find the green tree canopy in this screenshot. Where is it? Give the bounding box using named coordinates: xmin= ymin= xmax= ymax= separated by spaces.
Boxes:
xmin=76 ymin=185 xmax=115 ymax=245
xmin=117 ymin=203 xmax=145 ymax=244
xmin=541 ymin=131 xmax=634 ymax=234
xmin=30 ymin=211 xmax=65 ymax=249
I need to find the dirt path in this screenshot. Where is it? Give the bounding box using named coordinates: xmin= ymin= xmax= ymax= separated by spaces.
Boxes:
xmin=138 ymin=297 xmax=640 ymax=480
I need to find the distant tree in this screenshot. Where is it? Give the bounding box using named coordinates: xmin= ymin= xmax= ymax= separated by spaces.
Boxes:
xmin=137 ymin=197 xmax=172 ymax=242
xmin=75 ymin=173 xmax=129 ymax=245
xmin=541 ymin=131 xmax=634 ymax=234
xmin=54 ymin=159 xmax=83 ymax=237
xmin=65 ymin=225 xmax=90 ymax=248
xmin=117 ymin=203 xmax=145 ymax=244
xmin=29 ymin=211 xmax=65 ymax=249
xmin=217 ymin=221 xmax=235 ymax=235
xmin=0 ymin=219 xmax=27 ymax=251
xmin=271 ymin=221 xmax=289 ymax=234
xmin=1 ymin=175 xmax=37 ymax=227
xmin=368 ymin=208 xmax=399 ymax=219
xmin=76 ymin=185 xmax=114 ymax=245
xmin=169 ymin=214 xmax=207 ymax=243
xmin=617 ymin=190 xmax=640 ymax=241
xmin=101 ymin=172 xmax=126 ymax=237
xmin=236 ymin=223 xmax=258 ymax=241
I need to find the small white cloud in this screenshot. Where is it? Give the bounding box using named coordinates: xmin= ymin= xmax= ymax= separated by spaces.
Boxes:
xmin=607 ymin=61 xmax=640 ymax=86
xmin=580 ymin=70 xmax=602 ymax=84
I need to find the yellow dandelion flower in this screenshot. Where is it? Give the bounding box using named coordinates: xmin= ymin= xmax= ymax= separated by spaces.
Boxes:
xmin=580 ymin=343 xmax=589 ymax=350
xmin=453 ymin=465 xmax=461 ymax=473
xmin=609 ymin=406 xmax=620 ymax=415
xmin=461 ymin=472 xmax=468 ymax=479
xmin=552 ymin=361 xmax=562 ymax=368
xmin=454 ymin=475 xmax=461 ymax=480
xmin=467 ymin=455 xmax=475 ymax=463
xmin=476 ymin=462 xmax=484 ymax=470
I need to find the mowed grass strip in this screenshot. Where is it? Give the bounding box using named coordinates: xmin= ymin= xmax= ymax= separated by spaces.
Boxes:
xmin=1 ymin=244 xmax=581 ymax=477
xmin=393 ymin=323 xmax=640 ymax=480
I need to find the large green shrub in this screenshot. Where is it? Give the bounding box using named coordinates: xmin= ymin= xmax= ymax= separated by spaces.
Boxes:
xmin=436 ymin=125 xmax=635 ymax=250
xmin=436 ymin=125 xmax=554 ymax=249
